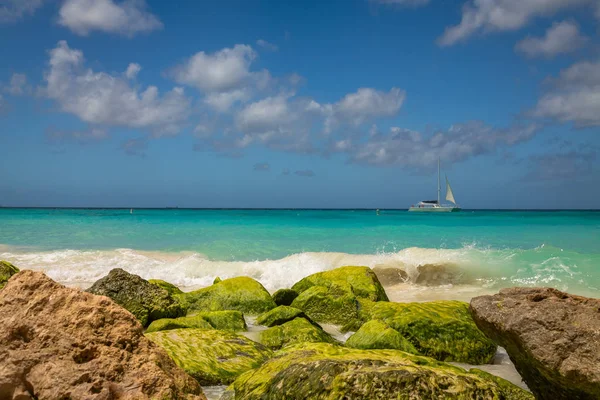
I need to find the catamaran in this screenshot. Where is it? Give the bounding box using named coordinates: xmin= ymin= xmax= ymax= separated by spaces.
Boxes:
xmin=409 ymin=159 xmax=461 ymax=212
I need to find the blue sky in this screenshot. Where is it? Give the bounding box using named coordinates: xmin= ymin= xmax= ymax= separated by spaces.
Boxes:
xmin=0 ymin=0 xmax=599 ymax=209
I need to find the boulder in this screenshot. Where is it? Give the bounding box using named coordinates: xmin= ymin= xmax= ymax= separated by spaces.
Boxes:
xmin=256 ymin=306 xmax=308 ymax=327
xmin=369 ymin=300 xmax=496 ymax=364
xmin=0 ymin=270 xmax=205 ymax=400
xmin=271 ymin=288 xmax=298 ymax=306
xmin=470 ymin=287 xmax=600 ymax=400
xmin=224 ymin=342 xmax=533 ymax=400
xmin=291 ymin=266 xmax=389 ymax=302
xmin=178 ymin=276 xmax=275 ymax=314
xmin=372 ymin=266 xmax=408 ymax=286
xmin=259 ymin=318 xmax=335 ymax=350
xmin=0 ymin=260 xmax=19 ymax=289
xmin=87 ymin=268 xmax=186 ymax=327
xmin=149 ymin=279 xmax=184 ymax=295
xmin=147 ymin=311 xmax=247 ymax=333
xmin=290 ymin=285 xmax=359 ymax=325
xmin=345 ymin=319 xmax=417 ymax=353
xmin=146 ymin=328 xmax=272 ymax=385
xmin=415 ymin=263 xmax=464 ymax=286
xmin=146 ymin=315 xmax=214 ymax=333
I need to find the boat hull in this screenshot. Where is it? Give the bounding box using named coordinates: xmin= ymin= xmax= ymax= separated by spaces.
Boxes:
xmin=408 ymin=207 xmax=461 ymax=212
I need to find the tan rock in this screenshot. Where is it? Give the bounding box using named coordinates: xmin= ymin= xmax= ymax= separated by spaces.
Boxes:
xmin=0 ymin=270 xmax=206 ymax=400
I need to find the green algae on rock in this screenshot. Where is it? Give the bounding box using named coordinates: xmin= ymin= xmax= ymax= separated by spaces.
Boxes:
xmin=469 ymin=369 xmax=534 ymax=400
xmin=345 ymin=319 xmax=417 ymax=353
xmin=87 ymin=268 xmax=186 ymax=327
xmin=291 ymin=266 xmax=389 ymax=302
xmin=149 ymin=279 xmax=184 ymax=296
xmin=0 ymin=261 xmax=19 ymax=290
xmin=146 ymin=328 xmax=272 ymax=385
xmin=256 ymin=306 xmax=308 ymax=327
xmin=369 ymin=300 xmax=496 ymax=364
xmin=259 ymin=317 xmax=335 ymax=350
xmin=178 ymin=276 xmax=275 ymax=314
xmin=271 ymin=288 xmax=298 ymax=306
xmin=146 ymin=311 xmax=247 ymax=333
xmin=290 ymin=284 xmax=359 ymax=325
xmin=226 ymin=343 xmax=532 ymax=400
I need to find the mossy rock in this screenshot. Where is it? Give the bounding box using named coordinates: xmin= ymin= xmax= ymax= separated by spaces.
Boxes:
xmin=226 ymin=342 xmax=533 ymax=399
xmin=149 ymin=279 xmax=183 ymax=296
xmin=369 ymin=300 xmax=496 ymax=364
xmin=470 ymin=369 xmax=534 ymax=400
xmin=291 ymin=266 xmax=389 ymax=302
xmin=256 ymin=306 xmax=308 ymax=327
xmin=146 ymin=314 xmax=213 ymax=333
xmin=198 ymin=310 xmax=247 ymax=331
xmin=259 ymin=317 xmax=335 ymax=350
xmin=213 ymin=276 xmax=222 ymax=284
xmin=177 ymin=276 xmax=275 ymax=315
xmin=0 ymin=261 xmax=19 ymax=290
xmin=290 ymin=285 xmax=360 ymax=326
xmin=345 ymin=320 xmax=417 ymax=353
xmin=87 ymin=268 xmax=186 ymax=327
xmin=145 ymin=328 xmax=272 ymax=385
xmin=271 ymin=288 xmax=298 ymax=306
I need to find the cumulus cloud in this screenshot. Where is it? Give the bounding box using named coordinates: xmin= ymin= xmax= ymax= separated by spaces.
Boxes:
xmin=438 ymin=0 xmax=593 ymax=46
xmin=58 ymin=0 xmax=163 ymax=37
xmin=0 ymin=0 xmax=44 ymax=23
xmin=343 ymin=121 xmax=539 ymax=167
xmin=253 ymin=162 xmax=270 ymax=171
xmin=44 ymin=41 xmax=191 ymax=135
xmin=515 ymin=21 xmax=587 ymax=58
xmin=532 ymin=60 xmax=600 ymax=127
xmin=125 ymin=63 xmax=141 ymax=79
xmin=256 ymin=39 xmax=278 ymax=51
xmin=3 ymin=73 xmax=30 ymax=95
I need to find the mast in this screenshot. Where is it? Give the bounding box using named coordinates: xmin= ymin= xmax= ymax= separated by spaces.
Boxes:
xmin=437 ymin=158 xmax=440 ymax=204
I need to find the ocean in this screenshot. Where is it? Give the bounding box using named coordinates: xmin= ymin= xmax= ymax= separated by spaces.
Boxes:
xmin=1 ymin=208 xmax=599 ymax=301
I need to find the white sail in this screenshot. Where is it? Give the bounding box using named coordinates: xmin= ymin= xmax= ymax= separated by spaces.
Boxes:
xmin=445 ymin=176 xmax=456 ymax=204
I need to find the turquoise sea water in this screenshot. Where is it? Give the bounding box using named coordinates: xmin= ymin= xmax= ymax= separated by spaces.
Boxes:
xmin=1 ymin=208 xmax=599 ymax=300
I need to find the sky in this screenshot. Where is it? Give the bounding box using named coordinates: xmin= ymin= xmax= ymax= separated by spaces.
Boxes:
xmin=0 ymin=0 xmax=599 ymax=209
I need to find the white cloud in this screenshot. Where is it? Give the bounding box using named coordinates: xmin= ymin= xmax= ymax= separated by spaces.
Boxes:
xmin=44 ymin=41 xmax=191 ymax=135
xmin=347 ymin=121 xmax=539 ymax=167
xmin=256 ymin=39 xmax=278 ymax=51
xmin=125 ymin=63 xmax=141 ymax=79
xmin=515 ymin=21 xmax=587 ymax=58
xmin=438 ymin=0 xmax=593 ymax=46
xmin=369 ymin=0 xmax=430 ymax=6
xmin=204 ymin=89 xmax=250 ymax=113
xmin=58 ymin=0 xmax=163 ymax=37
xmin=532 ymin=60 xmax=600 ymax=127
xmin=0 ymin=0 xmax=44 ymax=23
xmin=4 ymin=73 xmax=29 ymax=95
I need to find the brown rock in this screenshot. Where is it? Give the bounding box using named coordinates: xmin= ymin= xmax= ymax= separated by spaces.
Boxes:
xmin=0 ymin=270 xmax=206 ymax=400
xmin=415 ymin=263 xmax=464 ymax=285
xmin=372 ymin=266 xmax=408 ymax=286
xmin=470 ymin=287 xmax=600 ymax=400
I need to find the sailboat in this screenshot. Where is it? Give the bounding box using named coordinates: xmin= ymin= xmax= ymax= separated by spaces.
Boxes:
xmin=408 ymin=159 xmax=461 ymax=212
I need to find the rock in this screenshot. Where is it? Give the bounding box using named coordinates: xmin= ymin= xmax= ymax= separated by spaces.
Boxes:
xmin=178 ymin=276 xmax=275 ymax=315
xmin=415 ymin=263 xmax=464 ymax=286
xmin=470 ymin=369 xmax=534 ymax=400
xmin=149 ymin=279 xmax=184 ymax=295
xmin=88 ymin=268 xmax=186 ymax=327
xmin=369 ymin=300 xmax=496 ymax=364
xmin=146 ymin=328 xmax=272 ymax=385
xmin=372 ymin=266 xmax=408 ymax=286
xmin=213 ymin=276 xmax=222 ymax=284
xmin=271 ymin=288 xmax=298 ymax=306
xmin=0 ymin=270 xmax=205 ymax=400
xmin=225 ymin=342 xmax=533 ymax=399
xmin=147 ymin=311 xmax=247 ymax=333
xmin=290 ymin=285 xmax=359 ymax=325
xmin=470 ymin=287 xmax=600 ymax=400
xmin=291 ymin=266 xmax=389 ymax=302
xmin=0 ymin=260 xmax=19 ymax=289
xmin=256 ymin=306 xmax=308 ymax=327
xmin=259 ymin=318 xmax=335 ymax=350
xmin=345 ymin=319 xmax=417 ymax=353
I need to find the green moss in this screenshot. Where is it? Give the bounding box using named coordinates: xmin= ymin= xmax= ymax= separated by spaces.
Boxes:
xmin=198 ymin=310 xmax=247 ymax=331
xmin=259 ymin=317 xmax=335 ymax=350
xmin=470 ymin=369 xmax=534 ymax=400
xmin=213 ymin=276 xmax=222 ymax=284
xmin=148 ymin=279 xmax=183 ymax=296
xmin=290 ymin=285 xmax=360 ymax=325
xmin=0 ymin=261 xmax=19 ymax=290
xmin=87 ymin=268 xmax=186 ymax=327
xmin=291 ymin=266 xmax=389 ymax=302
xmin=146 ymin=315 xmax=213 ymax=333
xmin=369 ymin=301 xmax=496 ymax=364
xmin=256 ymin=306 xmax=307 ymax=327
xmin=271 ymin=288 xmax=298 ymax=306
xmin=228 ymin=343 xmax=529 ymax=399
xmin=145 ymin=328 xmax=272 ymax=385
xmin=177 ymin=276 xmax=275 ymax=315
xmin=345 ymin=320 xmax=417 ymax=353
